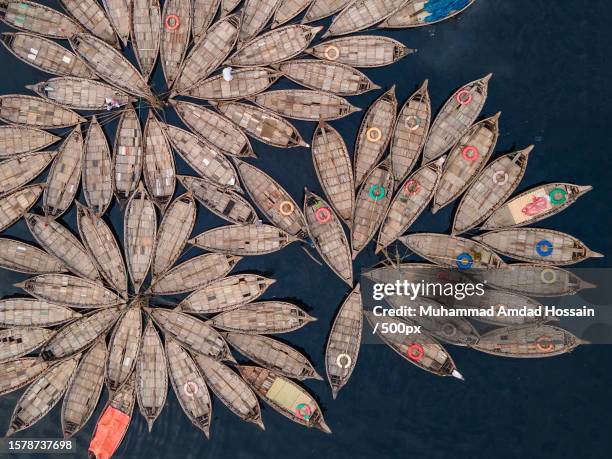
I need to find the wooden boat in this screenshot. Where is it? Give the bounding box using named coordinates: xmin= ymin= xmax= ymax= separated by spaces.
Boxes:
xmin=482 ymin=183 xmax=593 ymax=230
xmin=165 ymin=338 xmax=212 ymax=437
xmin=143 ymin=112 xmax=175 ymax=210
xmin=130 ymin=0 xmax=161 ymax=79
xmin=364 ymin=311 xmax=463 ymax=379
xmin=194 ymin=353 xmax=264 ymax=429
xmin=27 ymin=77 xmax=133 ymax=110
xmin=305 ymin=35 xmax=414 ymax=68
xmin=311 ymin=121 xmax=354 ymax=226
xmin=178 ymin=175 xmax=256 ymax=225
xmin=40 ymin=308 xmax=121 ymax=360
xmin=171 ymin=100 xmax=256 ymax=158
xmin=136 ymin=319 xmax=167 ymax=432
xmin=59 ymin=0 xmax=118 ymax=47
xmin=1 ymin=32 xmax=94 ymax=77
xmin=390 ymin=80 xmax=431 ymax=183
xmin=225 ymin=332 xmax=320 ymax=380
xmin=0 ymin=299 xmax=78 ymax=327
xmin=172 ymin=14 xmax=241 ymax=95
xmin=351 ymin=158 xmax=394 ymax=259
xmin=354 ymin=86 xmax=397 ymax=186
xmin=16 ymin=273 xmax=122 ymax=307
xmin=237 ymin=0 xmax=281 ymax=46
xmin=76 ymin=204 xmax=128 ymax=296
xmin=82 ymin=117 xmax=112 ymax=216
xmin=301 ymin=0 xmax=351 ymax=23
xmin=0 ymin=184 xmax=44 ymax=232
xmin=303 ymin=189 xmax=352 ymax=285
xmin=101 ymin=0 xmax=131 ymax=46
xmin=106 ymin=305 xmax=142 ymax=391
xmin=235 ymin=159 xmax=307 ymax=236
xmin=376 ymin=157 xmax=445 ymax=253
xmin=211 ymin=301 xmax=315 ymax=333
xmin=162 ymin=124 xmax=240 ymax=189
xmin=0 ymin=0 xmax=82 ymax=39
xmin=227 ymin=24 xmax=321 ymax=67
xmin=61 ymin=340 xmax=106 ymax=438
xmin=190 ymin=224 xmax=298 ymax=256
xmin=276 ymin=59 xmax=378 ymax=96
xmin=149 ymin=253 xmax=241 ymax=295
xmin=112 ymin=105 xmax=143 ymax=203
xmin=124 ymin=183 xmax=157 ymax=293
xmin=432 ymin=112 xmax=501 ymax=213
xmin=423 ymin=74 xmax=492 ymax=163
xmin=88 ymin=372 xmax=136 ymax=459
xmin=0 ymin=151 xmax=55 ymax=197
xmin=400 ymin=233 xmax=506 ymax=269
xmin=473 ymin=325 xmax=581 ymax=358
xmin=380 ymin=0 xmax=476 ymax=28
xmin=452 ymin=146 xmax=532 ymax=235
xmin=25 ymin=214 xmax=101 ymax=281
xmin=473 ymin=228 xmax=603 ymax=266
xmin=181 ymin=67 xmax=279 ymax=101
xmin=323 ymin=0 xmax=410 ymax=37
xmin=325 ymin=284 xmax=362 ymax=399
xmin=214 ymin=101 xmax=308 ymax=148
xmin=0 ymin=94 xmax=84 ymax=128
xmin=221 ymin=0 xmax=240 ymax=16
xmin=42 ymin=126 xmax=83 ymax=219
xmin=0 ymin=327 xmax=55 ymax=363
xmin=238 ymin=365 xmax=331 ymax=433
xmin=160 ymin=0 xmax=192 ymax=88
xmin=469 ymin=263 xmax=593 ymax=298
xmin=0 ymin=238 xmax=66 ymax=274
xmin=150 ymin=193 xmax=196 ymax=279
xmin=6 ymin=355 xmax=79 ymax=436
xmin=250 ymin=89 xmax=360 ymax=121
xmin=0 ymin=358 xmax=50 ymax=397
xmin=150 ymin=309 xmax=233 ymax=361
xmin=178 ymin=274 xmax=275 ymax=314
xmin=272 ymin=0 xmax=312 ymax=27
xmin=70 ymin=34 xmax=153 ymax=99
xmin=0 ymin=125 xmax=58 ymax=158
xmin=192 ymin=0 xmax=219 ymax=41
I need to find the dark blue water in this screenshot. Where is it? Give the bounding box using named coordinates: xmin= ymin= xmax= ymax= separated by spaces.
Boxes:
xmin=1 ymin=1 xmax=612 ymax=458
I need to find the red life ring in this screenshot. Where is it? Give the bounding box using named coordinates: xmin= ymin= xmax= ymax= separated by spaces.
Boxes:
xmin=455 ymin=88 xmax=473 ymax=105
xmin=535 ymin=336 xmax=554 ymax=352
xmin=165 ymin=14 xmax=180 ymax=30
xmin=315 ymin=207 xmax=331 ymax=223
xmin=403 ymin=179 xmax=421 ymax=196
xmin=406 ymin=343 xmax=424 ymax=361
xmin=462 ymin=146 xmax=479 ymax=161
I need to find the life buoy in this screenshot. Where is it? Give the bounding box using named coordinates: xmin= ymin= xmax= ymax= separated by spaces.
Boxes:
xmin=336 ymin=353 xmax=352 ymax=369
xmin=315 ymin=207 xmax=331 ymax=223
xmin=540 ymin=268 xmax=557 ymax=284
xmin=442 ymin=323 xmax=457 ymax=337
xmin=492 ymin=170 xmax=509 ymax=186
xmin=406 ymin=343 xmax=424 ymax=361
xmin=405 ymin=115 xmax=421 ymax=131
xmin=183 ymin=381 xmax=198 ymax=397
xmin=369 ymin=185 xmax=385 ymax=201
xmin=456 ymin=252 xmax=473 ymax=269
xmin=403 ymin=179 xmax=421 ymax=196
xmin=462 ymin=146 xmax=479 ymax=161
xmin=536 ymin=239 xmax=553 ymax=257
xmin=549 ymin=187 xmax=567 ymax=205
xmin=294 ymin=403 xmax=312 ymax=421
xmin=455 ymin=88 xmax=473 ymax=105
xmin=366 ymin=127 xmax=382 ymax=142
xmin=535 ymin=335 xmax=554 ymax=352
xmin=324 ymin=46 xmax=339 ymax=61
xmin=165 ymin=14 xmax=180 ymax=30
xmin=279 ymin=200 xmax=294 ymax=216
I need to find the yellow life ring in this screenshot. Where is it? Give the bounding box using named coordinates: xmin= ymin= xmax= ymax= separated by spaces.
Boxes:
xmin=279 ymin=200 xmax=294 ymax=216
xmin=366 ymin=127 xmax=382 ymax=142
xmin=324 ymin=45 xmax=340 ymax=61
xmin=535 ymin=335 xmax=554 ymax=352
xmin=336 ymin=353 xmax=352 ymax=369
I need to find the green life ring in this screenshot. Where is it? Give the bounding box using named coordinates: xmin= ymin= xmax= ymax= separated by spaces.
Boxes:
xmin=549 ymin=188 xmax=567 ymax=205
xmin=369 ymin=185 xmax=385 ymax=201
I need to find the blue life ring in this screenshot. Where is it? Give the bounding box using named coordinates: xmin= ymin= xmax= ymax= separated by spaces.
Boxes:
xmin=536 ymin=239 xmax=553 ymax=257
xmin=456 ymin=252 xmax=473 ymax=269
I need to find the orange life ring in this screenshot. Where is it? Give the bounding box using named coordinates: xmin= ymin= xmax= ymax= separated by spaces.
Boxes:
xmin=279 ymin=200 xmax=294 ymax=216
xmin=406 ymin=343 xmax=424 ymax=361
xmin=366 ymin=127 xmax=382 ymax=142
xmin=403 ymin=179 xmax=421 ymax=196
xmin=462 ymin=146 xmax=479 ymax=161
xmin=315 ymin=207 xmax=331 ymax=223
xmin=324 ymin=45 xmax=339 ymax=61
xmin=455 ymin=88 xmax=473 ymax=105
xmin=165 ymin=14 xmax=180 ymax=30
xmin=535 ymin=335 xmax=554 ymax=352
